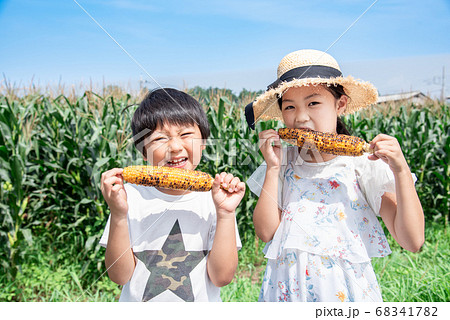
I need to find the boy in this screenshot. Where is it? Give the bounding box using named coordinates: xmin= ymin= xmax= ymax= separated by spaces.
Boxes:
xmin=100 ymin=88 xmax=244 ymax=302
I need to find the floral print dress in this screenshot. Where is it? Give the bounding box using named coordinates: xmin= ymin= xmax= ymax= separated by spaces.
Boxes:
xmin=247 ymin=147 xmax=408 ymax=302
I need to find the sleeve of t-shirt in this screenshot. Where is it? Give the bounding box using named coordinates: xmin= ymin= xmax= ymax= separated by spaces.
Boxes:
xmin=207 ymin=213 xmax=242 ymax=251
xmin=246 ymin=161 xmax=284 ymax=210
xmin=99 ymin=184 xmax=132 ymax=248
xmin=234 ymin=219 xmax=242 ymax=250
xmin=99 ymin=214 xmax=111 ymax=248
xmin=99 ymin=214 xmax=132 ymax=248
xmin=355 ymin=156 xmax=417 ymax=216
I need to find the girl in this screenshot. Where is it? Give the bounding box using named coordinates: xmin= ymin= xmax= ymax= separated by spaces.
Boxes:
xmin=246 ymin=49 xmax=424 ymax=302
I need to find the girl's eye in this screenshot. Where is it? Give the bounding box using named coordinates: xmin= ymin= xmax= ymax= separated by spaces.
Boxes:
xmin=283 ymin=105 xmax=294 ymax=110
xmin=308 ymin=101 xmax=320 ymax=106
xmin=181 ymin=132 xmax=194 ymax=137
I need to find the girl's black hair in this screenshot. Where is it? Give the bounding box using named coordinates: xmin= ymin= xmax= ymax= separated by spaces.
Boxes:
xmin=131 ymin=88 xmax=210 ymax=157
xmin=277 ymin=84 xmax=351 ymax=135
xmin=325 ymin=84 xmax=351 ymax=135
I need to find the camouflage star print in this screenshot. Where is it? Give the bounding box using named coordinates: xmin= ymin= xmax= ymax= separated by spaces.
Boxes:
xmin=134 ymin=220 xmax=208 ymax=301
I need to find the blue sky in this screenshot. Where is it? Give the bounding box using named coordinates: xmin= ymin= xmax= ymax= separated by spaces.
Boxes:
xmin=0 ymin=0 xmax=449 ymax=97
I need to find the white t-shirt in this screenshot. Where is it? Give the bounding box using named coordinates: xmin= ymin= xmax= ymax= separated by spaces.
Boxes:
xmin=99 ymin=183 xmax=241 ymax=302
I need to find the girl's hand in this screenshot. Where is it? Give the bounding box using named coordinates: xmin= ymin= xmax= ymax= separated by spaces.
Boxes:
xmin=368 ymin=134 xmax=409 ymax=174
xmin=211 ymin=172 xmax=246 ymax=218
xmin=100 ymin=168 xmax=128 ymax=218
xmin=259 ymin=129 xmax=282 ymax=169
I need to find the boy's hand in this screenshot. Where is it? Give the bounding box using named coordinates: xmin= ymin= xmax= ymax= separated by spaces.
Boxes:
xmin=259 ymin=129 xmax=282 ymax=169
xmin=211 ymin=172 xmax=245 ymax=218
xmin=100 ymin=168 xmax=128 ymax=218
xmin=368 ymin=134 xmax=410 ymax=174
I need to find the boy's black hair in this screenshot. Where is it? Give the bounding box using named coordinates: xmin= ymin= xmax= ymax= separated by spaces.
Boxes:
xmin=277 ymin=84 xmax=351 ymax=135
xmin=131 ymin=88 xmax=210 ymax=157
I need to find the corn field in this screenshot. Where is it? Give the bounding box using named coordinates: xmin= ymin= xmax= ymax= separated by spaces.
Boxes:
xmin=0 ymin=87 xmax=449 ymax=299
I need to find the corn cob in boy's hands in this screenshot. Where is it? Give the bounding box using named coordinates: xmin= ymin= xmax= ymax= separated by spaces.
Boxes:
xmin=278 ymin=128 xmax=373 ymax=157
xmin=122 ymin=166 xmax=214 ymax=192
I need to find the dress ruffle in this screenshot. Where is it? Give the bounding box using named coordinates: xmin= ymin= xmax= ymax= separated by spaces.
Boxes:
xmin=259 ymin=249 xmax=383 ymax=302
xmin=263 ymin=191 xmax=392 ymax=263
xmin=249 ymin=147 xmax=402 ymax=263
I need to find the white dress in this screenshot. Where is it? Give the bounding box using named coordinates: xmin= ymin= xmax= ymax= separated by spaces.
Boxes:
xmin=247 ymin=147 xmax=414 ymax=302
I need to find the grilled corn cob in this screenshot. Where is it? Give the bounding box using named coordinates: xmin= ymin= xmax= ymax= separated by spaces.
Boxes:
xmin=278 ymin=128 xmax=372 ymax=156
xmin=122 ymin=166 xmax=214 ymax=192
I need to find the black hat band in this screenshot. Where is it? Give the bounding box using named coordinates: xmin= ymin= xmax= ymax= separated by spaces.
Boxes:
xmin=267 ymin=65 xmax=342 ymax=90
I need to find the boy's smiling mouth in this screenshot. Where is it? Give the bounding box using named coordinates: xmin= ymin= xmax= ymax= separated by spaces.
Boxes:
xmin=166 ymin=157 xmax=188 ymax=167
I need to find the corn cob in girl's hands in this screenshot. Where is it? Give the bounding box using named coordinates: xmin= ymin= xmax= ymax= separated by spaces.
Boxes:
xmin=278 ymin=128 xmax=373 ymax=157
xmin=122 ymin=166 xmax=214 ymax=191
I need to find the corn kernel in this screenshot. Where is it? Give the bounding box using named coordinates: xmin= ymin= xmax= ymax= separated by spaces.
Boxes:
xmin=122 ymin=166 xmax=214 ymax=192
xmin=278 ymin=128 xmax=372 ymax=156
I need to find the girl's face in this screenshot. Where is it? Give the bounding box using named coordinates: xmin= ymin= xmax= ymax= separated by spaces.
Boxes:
xmin=144 ymin=122 xmax=205 ymax=172
xmin=280 ymin=85 xmax=347 ymax=133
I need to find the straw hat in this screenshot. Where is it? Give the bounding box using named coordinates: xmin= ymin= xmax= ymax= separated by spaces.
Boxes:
xmin=245 ymin=49 xmax=378 ymax=129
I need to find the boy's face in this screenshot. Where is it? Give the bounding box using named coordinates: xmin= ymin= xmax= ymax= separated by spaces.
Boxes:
xmin=143 ymin=122 xmax=205 ymax=171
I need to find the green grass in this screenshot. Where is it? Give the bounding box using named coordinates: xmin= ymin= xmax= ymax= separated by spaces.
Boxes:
xmin=0 ymin=237 xmax=121 ymax=302
xmin=221 ymin=234 xmax=266 ymax=302
xmin=372 ymin=222 xmax=450 ymax=302
xmin=2 ymin=262 xmax=120 ymax=302
xmin=0 ymin=222 xmax=447 ymax=302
